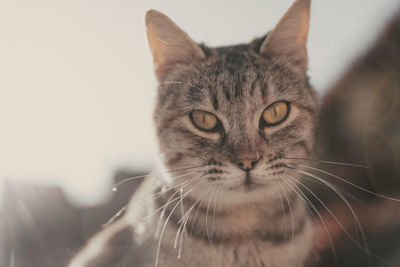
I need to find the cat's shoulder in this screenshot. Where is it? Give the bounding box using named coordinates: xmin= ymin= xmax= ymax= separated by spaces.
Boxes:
xmin=69 ymin=174 xmax=159 ymax=267
xmin=70 ymin=221 xmax=155 ymax=267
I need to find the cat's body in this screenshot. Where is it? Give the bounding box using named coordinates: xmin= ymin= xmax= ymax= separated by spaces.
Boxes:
xmin=70 ymin=0 xmax=318 ymax=266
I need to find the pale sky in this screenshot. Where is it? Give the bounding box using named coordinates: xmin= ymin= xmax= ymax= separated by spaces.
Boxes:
xmin=1 ymin=0 xmax=399 ymax=205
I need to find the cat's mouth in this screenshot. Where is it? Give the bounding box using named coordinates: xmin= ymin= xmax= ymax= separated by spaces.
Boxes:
xmin=229 ymin=173 xmax=266 ymax=192
xmin=244 ymin=172 xmax=252 ymax=185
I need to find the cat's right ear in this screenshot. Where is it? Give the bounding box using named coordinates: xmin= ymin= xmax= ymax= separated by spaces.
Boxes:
xmin=145 ymin=10 xmax=205 ymax=81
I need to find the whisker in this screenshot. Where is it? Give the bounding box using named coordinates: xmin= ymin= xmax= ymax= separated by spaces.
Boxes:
xmin=211 ymin=185 xmax=223 ymax=239
xmin=285 ymin=171 xmax=372 ymax=265
xmin=296 ymin=164 xmax=400 ymax=202
xmin=174 ymin=184 xmax=211 ymax=244
xmin=189 ymin=184 xmax=217 ymax=239
xmin=300 ymin=174 xmax=370 ymax=209
xmin=156 ymin=37 xmax=168 ymax=45
xmin=176 ymin=185 xmax=213 ymax=259
xmin=278 ymin=179 xmax=295 ymax=241
xmin=149 ymin=172 xmax=202 ymax=206
xmin=153 ymin=177 xmax=205 ymax=238
xmin=281 ymin=176 xmax=338 ymax=265
xmin=298 ymin=175 xmax=379 ymax=264
xmin=112 ymin=165 xmax=205 ymax=191
xmin=122 ymin=172 xmax=203 ymax=225
xmin=160 ymin=81 xmax=185 ymax=85
xmin=205 ymin=185 xmax=217 ymax=245
xmin=105 ymin=173 xmax=198 ymax=227
xmin=179 ymin=187 xmax=185 ymax=225
xmin=154 ymin=183 xmax=187 ymax=240
xmin=103 ymin=205 xmax=128 ymax=227
xmin=271 ymin=180 xmax=288 ymax=239
xmin=155 ymin=178 xmax=206 ymax=267
xmin=284 ymin=157 xmax=371 ymax=169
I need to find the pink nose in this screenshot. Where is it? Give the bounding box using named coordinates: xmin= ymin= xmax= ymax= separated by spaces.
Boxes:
xmin=236 ymin=156 xmax=261 ymax=171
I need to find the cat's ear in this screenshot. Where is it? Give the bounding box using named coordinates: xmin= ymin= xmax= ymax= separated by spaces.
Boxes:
xmin=145 ymin=10 xmax=205 ymax=81
xmin=260 ymin=0 xmax=311 ymax=72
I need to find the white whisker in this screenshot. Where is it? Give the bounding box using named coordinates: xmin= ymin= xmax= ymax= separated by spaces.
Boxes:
xmin=281 ymin=176 xmax=338 ymax=265
xmin=296 ymin=163 xmax=400 ymax=202
xmin=205 ymin=185 xmax=217 ymax=245
xmin=211 ymin=185 xmax=223 ymax=239
xmin=155 ymin=178 xmax=206 ymax=267
xmin=272 ymin=180 xmax=288 ymax=239
xmin=112 ymin=165 xmax=204 ymax=191
xmin=278 ymin=179 xmax=295 ymax=241
xmin=177 ymin=185 xmax=213 ymax=259
xmin=284 ymin=157 xmax=371 ymax=169
xmin=285 ymin=171 xmax=372 ymax=265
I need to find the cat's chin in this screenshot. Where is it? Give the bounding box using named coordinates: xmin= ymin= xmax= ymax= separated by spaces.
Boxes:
xmin=213 ymin=187 xmax=278 ymax=208
xmin=229 ymin=183 xmax=266 ymax=192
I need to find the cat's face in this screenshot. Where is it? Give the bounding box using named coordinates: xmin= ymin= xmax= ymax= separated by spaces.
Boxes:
xmin=147 ymin=0 xmax=316 ymax=205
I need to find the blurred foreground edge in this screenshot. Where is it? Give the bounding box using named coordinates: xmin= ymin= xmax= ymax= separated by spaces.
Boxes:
xmin=311 ymin=8 xmax=400 ymax=267
xmin=0 ymin=169 xmax=145 ymax=267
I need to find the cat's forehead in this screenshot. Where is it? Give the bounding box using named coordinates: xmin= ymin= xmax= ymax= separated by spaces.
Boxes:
xmin=184 ymin=48 xmax=310 ymax=108
xmin=157 ymin=43 xmax=315 ymax=119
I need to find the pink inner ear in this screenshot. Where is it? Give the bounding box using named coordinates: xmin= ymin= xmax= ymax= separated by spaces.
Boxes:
xmin=147 ymin=33 xmax=171 ymax=79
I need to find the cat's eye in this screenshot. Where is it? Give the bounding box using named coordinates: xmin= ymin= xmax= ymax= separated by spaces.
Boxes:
xmin=261 ymin=101 xmax=290 ymax=126
xmin=190 ymin=110 xmax=218 ymax=132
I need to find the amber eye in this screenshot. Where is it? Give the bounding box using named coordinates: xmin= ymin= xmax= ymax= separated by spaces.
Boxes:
xmin=262 ymin=101 xmax=290 ymax=126
xmin=190 ymin=110 xmax=218 ymax=131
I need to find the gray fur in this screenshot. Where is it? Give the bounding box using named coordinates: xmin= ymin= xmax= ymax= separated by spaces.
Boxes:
xmin=69 ymin=0 xmax=318 ymax=266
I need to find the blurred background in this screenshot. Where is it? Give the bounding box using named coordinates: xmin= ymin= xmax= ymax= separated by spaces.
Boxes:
xmin=1 ymin=0 xmax=400 ymax=267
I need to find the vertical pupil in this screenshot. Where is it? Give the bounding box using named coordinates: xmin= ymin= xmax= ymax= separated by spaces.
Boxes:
xmin=273 ymin=106 xmax=279 ymax=117
xmin=202 ymin=114 xmax=206 ymax=124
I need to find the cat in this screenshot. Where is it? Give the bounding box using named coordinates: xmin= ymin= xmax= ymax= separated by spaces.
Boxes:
xmin=69 ymin=0 xmax=319 ymax=266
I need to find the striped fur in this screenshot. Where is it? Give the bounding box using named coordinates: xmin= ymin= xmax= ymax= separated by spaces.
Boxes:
xmin=69 ymin=0 xmax=318 ymax=266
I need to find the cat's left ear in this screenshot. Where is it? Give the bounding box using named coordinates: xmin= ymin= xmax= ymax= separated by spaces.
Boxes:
xmin=260 ymin=0 xmax=311 ymax=72
xmin=145 ymin=10 xmax=205 ymax=81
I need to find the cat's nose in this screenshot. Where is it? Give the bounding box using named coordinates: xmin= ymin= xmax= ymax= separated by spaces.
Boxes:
xmin=235 ymin=156 xmax=261 ymax=171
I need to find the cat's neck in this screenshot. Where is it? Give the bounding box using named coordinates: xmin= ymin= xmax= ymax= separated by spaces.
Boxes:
xmin=154 ymin=179 xmax=308 ymax=245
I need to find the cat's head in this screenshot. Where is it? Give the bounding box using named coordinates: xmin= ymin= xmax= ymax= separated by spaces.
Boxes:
xmin=146 ymin=0 xmax=317 ymax=205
